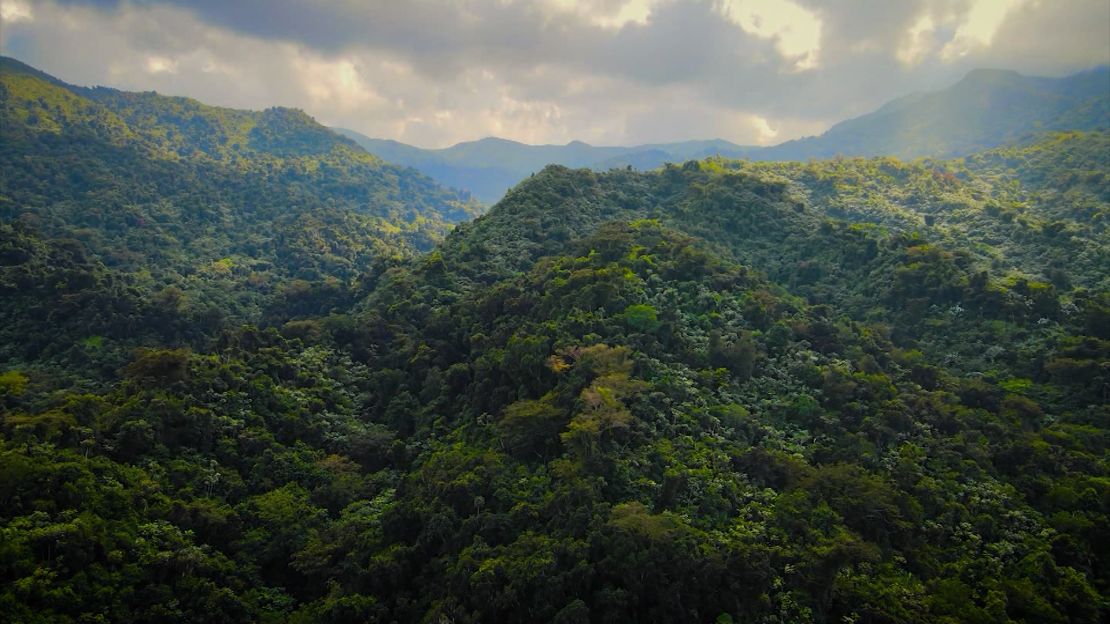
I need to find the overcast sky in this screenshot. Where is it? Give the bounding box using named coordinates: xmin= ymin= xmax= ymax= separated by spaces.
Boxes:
xmin=2 ymin=0 xmax=1108 ymax=148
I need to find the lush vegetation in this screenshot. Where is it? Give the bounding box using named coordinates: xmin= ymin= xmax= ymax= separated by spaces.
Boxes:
xmin=1 ymin=58 xmax=1108 ymax=623
xmin=0 ymin=56 xmax=480 ymax=383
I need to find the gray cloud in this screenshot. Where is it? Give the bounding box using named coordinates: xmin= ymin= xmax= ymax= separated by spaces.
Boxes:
xmin=3 ymin=0 xmax=1107 ymax=147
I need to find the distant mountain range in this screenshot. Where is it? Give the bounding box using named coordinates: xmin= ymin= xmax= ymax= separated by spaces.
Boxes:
xmin=759 ymin=67 xmax=1110 ymax=161
xmin=332 ymin=131 xmax=756 ymax=204
xmin=338 ymin=66 xmax=1109 ymax=203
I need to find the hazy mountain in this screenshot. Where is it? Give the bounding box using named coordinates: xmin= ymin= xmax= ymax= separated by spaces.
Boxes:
xmin=335 ymin=129 xmax=754 ymax=202
xmin=340 ymin=66 xmax=1108 ymax=203
xmin=760 ymin=66 xmax=1110 ymax=160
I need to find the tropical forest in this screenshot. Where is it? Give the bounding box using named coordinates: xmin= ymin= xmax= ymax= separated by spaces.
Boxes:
xmin=0 ymin=2 xmax=1108 ymax=623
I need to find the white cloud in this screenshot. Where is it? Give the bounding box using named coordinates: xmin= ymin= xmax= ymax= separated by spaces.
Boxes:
xmin=749 ymin=115 xmax=778 ymax=144
xmin=0 ymin=0 xmax=33 ymax=23
xmin=0 ymin=0 xmax=1105 ymax=148
xmin=941 ymin=0 xmax=1028 ymax=60
xmin=145 ymin=55 xmax=178 ymax=74
xmin=541 ymin=0 xmax=659 ymax=29
xmin=293 ymin=57 xmax=386 ymax=113
xmin=716 ymin=0 xmax=823 ymax=70
xmin=897 ymin=14 xmax=936 ymax=66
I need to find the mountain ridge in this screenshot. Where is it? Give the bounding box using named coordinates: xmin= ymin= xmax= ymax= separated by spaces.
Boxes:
xmin=0 ymin=55 xmax=480 ymax=376
xmin=334 ymin=127 xmax=755 ymax=202
xmin=339 ymin=65 xmax=1109 ymax=203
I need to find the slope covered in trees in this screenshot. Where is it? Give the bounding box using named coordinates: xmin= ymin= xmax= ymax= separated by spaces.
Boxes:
xmin=1 ymin=58 xmax=1108 ymax=624
xmin=0 ymin=57 xmax=479 ymax=382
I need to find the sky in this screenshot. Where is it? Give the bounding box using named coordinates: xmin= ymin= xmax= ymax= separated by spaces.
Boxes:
xmin=1 ymin=0 xmax=1108 ymax=148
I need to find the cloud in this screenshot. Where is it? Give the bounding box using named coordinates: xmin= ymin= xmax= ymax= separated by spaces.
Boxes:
xmin=749 ymin=115 xmax=779 ymax=143
xmin=716 ymin=0 xmax=823 ymax=70
xmin=540 ymin=0 xmax=661 ymax=29
xmin=0 ymin=0 xmax=33 ymax=22
xmin=2 ymin=0 xmax=1106 ymax=148
xmin=974 ymin=0 xmax=1110 ymax=74
xmin=897 ymin=14 xmax=938 ymax=66
xmin=941 ymin=0 xmax=1029 ymax=60
xmin=145 ymin=55 xmax=178 ymax=74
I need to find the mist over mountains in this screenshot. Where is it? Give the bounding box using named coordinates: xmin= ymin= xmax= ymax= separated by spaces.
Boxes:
xmin=340 ymin=66 xmax=1109 ymax=203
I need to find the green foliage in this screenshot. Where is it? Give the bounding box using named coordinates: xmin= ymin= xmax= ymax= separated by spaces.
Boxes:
xmin=0 ymin=369 xmax=28 ymax=398
xmin=1 ymin=58 xmax=1107 ymax=624
xmin=622 ymin=303 xmax=660 ymax=332
xmin=499 ymin=397 xmax=565 ymax=459
xmin=0 ymin=56 xmax=481 ymax=384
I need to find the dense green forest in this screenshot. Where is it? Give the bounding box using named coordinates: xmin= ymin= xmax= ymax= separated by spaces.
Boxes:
xmin=1 ymin=58 xmax=1108 ymax=623
xmin=0 ymin=57 xmax=480 ymax=384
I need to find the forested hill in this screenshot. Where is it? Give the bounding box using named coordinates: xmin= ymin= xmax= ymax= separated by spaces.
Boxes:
xmin=0 ymin=56 xmax=480 ymax=378
xmin=373 ymin=130 xmax=1108 ymax=313
xmin=339 ymin=66 xmax=1108 ymax=203
xmin=313 ymin=132 xmax=1110 ymax=622
xmin=3 ymin=98 xmax=1107 ymax=624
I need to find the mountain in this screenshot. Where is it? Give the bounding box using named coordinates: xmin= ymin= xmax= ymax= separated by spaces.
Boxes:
xmin=3 ymin=89 xmax=1107 ymax=624
xmin=335 ymin=129 xmax=754 ymax=203
xmin=0 ymin=56 xmax=480 ymax=378
xmin=2 ymin=55 xmax=1108 ymax=623
xmin=340 ymin=66 xmax=1108 ymax=204
xmin=316 ymin=132 xmax=1110 ymax=622
xmin=760 ymin=66 xmax=1110 ymax=160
